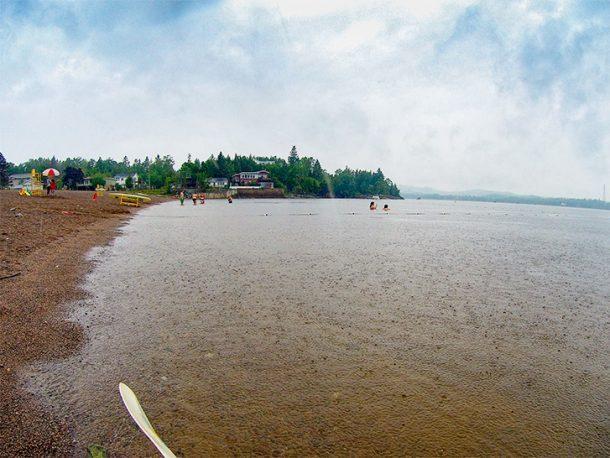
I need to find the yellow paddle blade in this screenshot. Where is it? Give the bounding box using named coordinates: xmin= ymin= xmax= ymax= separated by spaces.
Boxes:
xmin=119 ymin=383 xmax=176 ymax=458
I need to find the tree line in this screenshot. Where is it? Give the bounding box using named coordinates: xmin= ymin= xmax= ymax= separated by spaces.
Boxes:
xmin=1 ymin=147 xmax=401 ymax=198
xmin=400 ymin=191 xmax=610 ymax=211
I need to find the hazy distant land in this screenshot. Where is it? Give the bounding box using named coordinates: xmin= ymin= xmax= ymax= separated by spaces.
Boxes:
xmin=400 ymin=186 xmax=610 ymax=211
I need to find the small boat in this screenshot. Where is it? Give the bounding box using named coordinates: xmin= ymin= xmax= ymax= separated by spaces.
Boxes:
xmin=372 ymin=195 xmax=380 ymax=199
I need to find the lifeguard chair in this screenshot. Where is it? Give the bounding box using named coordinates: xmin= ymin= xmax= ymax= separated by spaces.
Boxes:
xmin=30 ymin=169 xmax=44 ymax=196
xmin=95 ymin=185 xmax=105 ymax=197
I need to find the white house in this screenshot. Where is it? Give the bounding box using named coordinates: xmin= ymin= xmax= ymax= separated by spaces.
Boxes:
xmin=207 ymin=177 xmax=229 ymax=188
xmin=104 ymin=177 xmax=117 ymax=190
xmin=9 ymin=173 xmax=32 ymax=190
xmin=114 ymin=173 xmax=139 ymax=187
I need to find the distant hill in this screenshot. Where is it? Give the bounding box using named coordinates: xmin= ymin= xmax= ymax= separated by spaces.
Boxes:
xmin=399 ymin=186 xmax=610 ymax=211
xmin=399 ymin=185 xmax=517 ymax=197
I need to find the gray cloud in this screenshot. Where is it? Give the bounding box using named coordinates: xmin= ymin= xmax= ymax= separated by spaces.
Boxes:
xmin=1 ymin=0 xmax=608 ymax=198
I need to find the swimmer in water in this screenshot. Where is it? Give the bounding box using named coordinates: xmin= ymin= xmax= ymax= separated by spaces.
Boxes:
xmin=383 ymin=204 xmax=389 ymax=211
xmin=370 ymin=201 xmax=377 ymax=210
xmin=179 ymin=191 xmax=185 ymax=206
xmin=192 ymin=193 xmax=197 ymax=205
xmin=228 ymin=196 xmax=233 ymax=204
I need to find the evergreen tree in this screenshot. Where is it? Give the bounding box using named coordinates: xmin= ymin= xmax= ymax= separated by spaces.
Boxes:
xmin=288 ymin=146 xmax=299 ymax=166
xmin=217 ymin=152 xmax=230 ymax=178
xmin=312 ymin=159 xmax=324 ymax=181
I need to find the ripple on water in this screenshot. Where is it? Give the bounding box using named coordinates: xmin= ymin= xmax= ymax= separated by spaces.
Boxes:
xmin=24 ymin=199 xmax=610 ymax=456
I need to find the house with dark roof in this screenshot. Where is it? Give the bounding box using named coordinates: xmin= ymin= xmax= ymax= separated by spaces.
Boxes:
xmin=231 ymin=170 xmax=274 ymax=188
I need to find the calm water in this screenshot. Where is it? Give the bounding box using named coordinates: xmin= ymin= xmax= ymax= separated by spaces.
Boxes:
xmin=25 ymin=199 xmax=610 ymax=456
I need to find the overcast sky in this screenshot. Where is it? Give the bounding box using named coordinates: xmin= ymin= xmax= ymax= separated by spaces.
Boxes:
xmin=1 ymin=0 xmax=609 ymax=198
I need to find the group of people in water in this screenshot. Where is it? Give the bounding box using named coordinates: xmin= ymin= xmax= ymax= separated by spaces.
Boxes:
xmin=178 ymin=192 xmax=387 ymax=210
xmin=370 ymin=201 xmax=390 ymax=211
xmin=178 ymin=190 xmax=232 ymax=206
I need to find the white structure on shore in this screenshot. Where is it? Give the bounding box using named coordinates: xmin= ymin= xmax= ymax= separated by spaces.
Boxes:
xmin=8 ymin=173 xmax=32 ymax=189
xmin=207 ymin=177 xmax=229 ymax=188
xmin=114 ymin=173 xmax=139 ymax=187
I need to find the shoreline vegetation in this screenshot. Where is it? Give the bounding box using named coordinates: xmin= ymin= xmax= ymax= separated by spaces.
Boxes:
xmin=4 ymin=147 xmax=402 ymax=199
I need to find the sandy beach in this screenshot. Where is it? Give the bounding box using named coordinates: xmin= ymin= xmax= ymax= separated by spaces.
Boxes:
xmin=0 ymin=190 xmax=167 ymax=455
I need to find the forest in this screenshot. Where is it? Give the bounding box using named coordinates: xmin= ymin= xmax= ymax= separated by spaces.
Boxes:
xmin=3 ymin=147 xmax=401 ymax=198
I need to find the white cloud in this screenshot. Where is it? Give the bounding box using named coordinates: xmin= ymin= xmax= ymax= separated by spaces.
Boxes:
xmin=327 ymin=19 xmax=385 ymax=54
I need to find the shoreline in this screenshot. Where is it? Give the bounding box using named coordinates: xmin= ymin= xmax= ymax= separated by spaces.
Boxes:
xmin=0 ymin=190 xmax=167 ymax=455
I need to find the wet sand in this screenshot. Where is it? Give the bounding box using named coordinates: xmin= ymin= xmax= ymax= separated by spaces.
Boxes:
xmin=23 ymin=199 xmax=610 ymax=456
xmin=0 ymin=190 xmax=166 ymax=455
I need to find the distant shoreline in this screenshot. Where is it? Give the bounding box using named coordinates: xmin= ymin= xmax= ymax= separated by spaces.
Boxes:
xmin=401 ymin=193 xmax=610 ymax=211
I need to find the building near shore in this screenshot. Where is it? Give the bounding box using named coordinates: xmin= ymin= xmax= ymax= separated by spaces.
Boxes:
xmin=254 ymin=158 xmax=276 ymax=166
xmin=8 ymin=173 xmax=32 ymax=189
xmin=114 ymin=173 xmax=139 ymax=187
xmin=104 ymin=177 xmax=117 ymax=190
xmin=207 ymin=177 xmax=229 ymax=188
xmin=76 ymin=177 xmax=93 ymax=190
xmin=231 ymin=170 xmax=274 ymax=189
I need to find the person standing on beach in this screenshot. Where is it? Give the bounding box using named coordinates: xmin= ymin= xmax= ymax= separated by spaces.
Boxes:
xmin=179 ymin=191 xmax=185 ymax=206
xmin=50 ymin=178 xmax=57 ymax=196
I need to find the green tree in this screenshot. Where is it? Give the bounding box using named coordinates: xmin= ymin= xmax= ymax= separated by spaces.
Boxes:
xmin=0 ymin=152 xmax=8 ymax=187
xmin=63 ymin=166 xmax=85 ymax=189
xmin=312 ymin=159 xmax=324 ymax=181
xmin=217 ymin=152 xmax=231 ymax=178
xmin=288 ymin=146 xmax=299 ymax=166
xmin=120 ymin=155 xmax=130 ymax=173
xmin=125 ymin=175 xmax=133 ymax=189
xmin=91 ymin=174 xmax=106 ymax=188
xmin=196 ymin=172 xmax=209 ymax=190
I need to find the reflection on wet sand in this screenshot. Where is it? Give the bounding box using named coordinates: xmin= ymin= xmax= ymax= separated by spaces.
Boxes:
xmin=25 ymin=200 xmax=610 ymax=456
